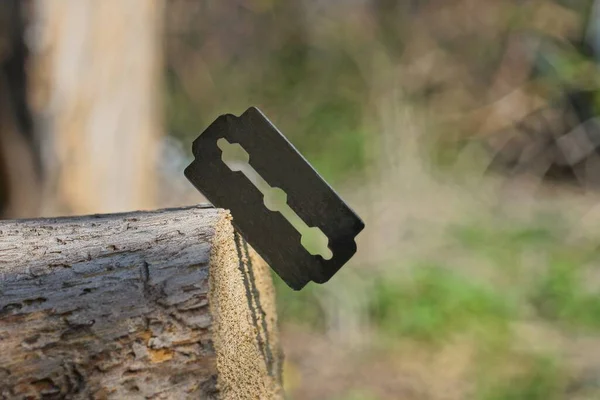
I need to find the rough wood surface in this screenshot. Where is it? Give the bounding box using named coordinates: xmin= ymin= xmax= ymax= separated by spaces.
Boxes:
xmin=0 ymin=205 xmax=283 ymax=399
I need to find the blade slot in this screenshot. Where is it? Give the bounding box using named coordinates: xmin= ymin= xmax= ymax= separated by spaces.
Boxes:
xmin=218 ymin=138 xmax=333 ymax=260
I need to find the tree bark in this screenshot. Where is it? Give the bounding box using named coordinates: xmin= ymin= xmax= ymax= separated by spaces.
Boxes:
xmin=0 ymin=205 xmax=283 ymax=399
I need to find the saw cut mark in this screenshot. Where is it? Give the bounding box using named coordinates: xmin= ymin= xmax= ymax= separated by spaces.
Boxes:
xmin=218 ymin=138 xmax=333 ymax=260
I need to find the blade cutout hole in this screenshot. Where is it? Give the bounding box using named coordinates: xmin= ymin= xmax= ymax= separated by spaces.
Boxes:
xmin=217 ymin=138 xmax=333 ymax=260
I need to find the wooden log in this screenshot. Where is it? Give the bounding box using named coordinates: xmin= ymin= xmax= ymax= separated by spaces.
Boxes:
xmin=0 ymin=205 xmax=283 ymax=399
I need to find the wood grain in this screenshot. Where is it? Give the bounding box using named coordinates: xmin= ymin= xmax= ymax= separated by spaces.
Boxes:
xmin=0 ymin=205 xmax=283 ymax=399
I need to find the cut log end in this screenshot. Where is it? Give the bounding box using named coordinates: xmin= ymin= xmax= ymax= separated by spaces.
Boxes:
xmin=210 ymin=211 xmax=283 ymax=399
xmin=0 ymin=206 xmax=283 ymax=399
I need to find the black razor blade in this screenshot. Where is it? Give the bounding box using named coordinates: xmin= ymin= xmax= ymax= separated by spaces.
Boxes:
xmin=184 ymin=107 xmax=364 ymax=290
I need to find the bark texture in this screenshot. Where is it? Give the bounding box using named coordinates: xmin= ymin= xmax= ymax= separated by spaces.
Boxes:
xmin=0 ymin=205 xmax=283 ymax=399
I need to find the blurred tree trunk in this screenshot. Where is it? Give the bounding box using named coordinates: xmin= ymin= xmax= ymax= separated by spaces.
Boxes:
xmin=30 ymin=0 xmax=164 ymax=216
xmin=0 ymin=0 xmax=41 ymax=218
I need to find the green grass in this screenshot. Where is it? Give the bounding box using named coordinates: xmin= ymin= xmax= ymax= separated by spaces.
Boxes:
xmin=275 ymin=217 xmax=600 ymax=339
xmin=451 ymin=220 xmax=600 ymax=331
xmin=328 ymin=390 xmax=382 ymax=400
xmin=275 ymin=217 xmax=600 ymax=400
xmin=477 ymin=356 xmax=565 ymax=400
xmin=368 ymin=265 xmax=514 ymax=343
xmin=275 ymin=262 xmax=515 ymax=343
xmin=452 ymin=222 xmax=560 ymax=272
xmin=530 ymin=256 xmax=600 ymax=330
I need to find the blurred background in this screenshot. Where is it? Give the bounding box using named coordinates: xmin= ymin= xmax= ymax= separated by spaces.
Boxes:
xmin=4 ymin=0 xmax=600 ymax=398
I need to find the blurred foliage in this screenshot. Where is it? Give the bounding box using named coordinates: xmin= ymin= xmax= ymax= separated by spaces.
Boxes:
xmin=165 ymin=0 xmax=373 ymax=184
xmin=164 ymin=0 xmax=600 ymax=398
xmin=164 ymin=0 xmax=600 ymax=184
xmin=530 ymin=256 xmax=600 ymax=329
xmin=477 ymin=356 xmax=565 ymax=400
xmin=273 ymin=271 xmax=327 ymax=330
xmin=329 ymin=390 xmax=383 ymax=400
xmin=275 ymin=212 xmax=600 ymax=398
xmin=453 ymin=224 xmax=559 ymax=272
xmin=455 ymin=220 xmax=600 ymax=331
xmin=276 ymin=216 xmax=600 ymax=338
xmin=368 ymin=266 xmax=514 ymax=343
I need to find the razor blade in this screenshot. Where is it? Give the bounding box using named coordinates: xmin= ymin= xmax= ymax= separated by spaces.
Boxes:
xmin=184 ymin=107 xmax=364 ymax=290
